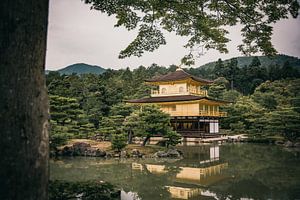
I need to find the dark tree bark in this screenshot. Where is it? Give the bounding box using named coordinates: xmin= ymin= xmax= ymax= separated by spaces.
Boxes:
xmin=142 ymin=136 xmax=151 ymax=146
xmin=0 ymin=0 xmax=49 ymax=199
xmin=128 ymin=131 xmax=133 ymax=144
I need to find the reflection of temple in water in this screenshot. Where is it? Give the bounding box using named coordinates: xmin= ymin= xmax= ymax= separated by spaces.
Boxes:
xmin=132 ymin=145 xmax=228 ymax=199
xmin=165 ymin=186 xmax=201 ymax=200
xmin=174 ymin=163 xmax=228 ymax=186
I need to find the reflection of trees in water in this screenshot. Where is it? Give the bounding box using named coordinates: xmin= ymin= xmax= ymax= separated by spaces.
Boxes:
xmin=50 ymin=144 xmax=300 ymax=200
xmin=178 ymin=145 xmax=211 ymax=159
xmin=49 ymin=180 xmax=119 ymax=200
xmin=51 ymin=159 xmax=172 ymax=200
xmin=212 ymin=178 xmax=300 ymax=200
xmin=209 ymin=144 xmax=300 ymax=200
xmin=163 ymin=164 xmax=183 ymax=177
xmin=121 ymin=163 xmax=172 ymax=200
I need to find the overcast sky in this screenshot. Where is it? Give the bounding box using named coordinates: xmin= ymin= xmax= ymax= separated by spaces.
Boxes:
xmin=46 ymin=0 xmax=300 ymax=70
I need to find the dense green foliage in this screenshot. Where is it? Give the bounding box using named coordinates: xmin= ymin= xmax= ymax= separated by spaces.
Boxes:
xmin=47 ymin=66 xmax=181 ymax=147
xmin=47 ymin=57 xmax=300 ymax=145
xmin=194 ymin=56 xmax=300 ymax=94
xmin=129 ymin=105 xmax=181 ymax=146
xmin=111 ymin=134 xmax=127 ymax=152
xmin=84 ymin=1 xmax=299 ymax=64
xmin=219 ymin=79 xmax=300 ymax=142
xmin=164 ymin=131 xmax=182 ymax=148
xmin=199 ymin=54 xmax=300 ymax=70
xmin=49 ymin=95 xmax=96 ymax=149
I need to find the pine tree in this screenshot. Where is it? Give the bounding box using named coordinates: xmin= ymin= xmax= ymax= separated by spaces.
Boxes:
xmin=99 ymin=115 xmax=125 ymax=140
xmin=49 ymin=95 xmax=95 ymax=147
xmin=111 ymin=134 xmax=127 ymax=152
xmin=123 ymin=112 xmax=140 ymax=144
xmin=208 ymin=77 xmax=229 ymax=100
xmin=110 ymin=103 xmax=134 ymax=117
xmin=132 ymin=105 xmax=177 ymax=146
xmin=49 ymin=95 xmax=83 ymax=126
xmin=164 ymin=131 xmax=182 ymax=148
xmin=266 ymin=108 xmax=300 ymax=142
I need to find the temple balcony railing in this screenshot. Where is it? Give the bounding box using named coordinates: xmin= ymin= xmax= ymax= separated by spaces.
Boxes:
xmin=188 ymin=88 xmax=207 ymax=96
xmin=162 ymin=110 xmax=227 ymax=117
xmin=199 ymin=110 xmax=227 ymax=117
xmin=151 ymin=90 xmax=160 ymax=95
xmin=151 ymin=89 xmax=207 ymax=97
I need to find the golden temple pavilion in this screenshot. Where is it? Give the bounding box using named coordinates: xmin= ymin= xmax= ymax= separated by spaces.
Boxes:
xmin=127 ymin=67 xmax=228 ymax=138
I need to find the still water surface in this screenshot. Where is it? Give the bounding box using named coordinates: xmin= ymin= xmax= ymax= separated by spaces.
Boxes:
xmin=50 ymin=144 xmax=300 ymax=200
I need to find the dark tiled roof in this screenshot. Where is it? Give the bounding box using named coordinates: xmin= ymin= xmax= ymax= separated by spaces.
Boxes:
xmin=145 ymin=69 xmax=213 ymax=84
xmin=126 ymin=95 xmax=229 ymax=104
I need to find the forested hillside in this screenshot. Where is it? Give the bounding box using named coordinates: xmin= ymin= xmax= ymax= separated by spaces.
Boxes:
xmin=47 ymin=66 xmax=173 ymax=148
xmin=46 ymin=57 xmax=300 ymax=147
xmin=48 ymin=63 xmax=106 ymax=75
xmin=189 ymin=56 xmax=300 ymax=94
xmin=198 ymin=54 xmax=300 ymax=70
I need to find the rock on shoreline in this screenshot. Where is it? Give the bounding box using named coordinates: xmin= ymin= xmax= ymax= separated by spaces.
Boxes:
xmin=53 ymin=142 xmax=182 ymax=159
xmin=56 ymin=142 xmax=107 ymax=157
xmin=153 ymin=149 xmax=182 ymax=158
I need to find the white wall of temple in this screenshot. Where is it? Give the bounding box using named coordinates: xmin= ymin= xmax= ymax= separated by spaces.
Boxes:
xmin=159 ymin=83 xmax=187 ymax=95
xmin=209 ymin=120 xmax=219 ymax=133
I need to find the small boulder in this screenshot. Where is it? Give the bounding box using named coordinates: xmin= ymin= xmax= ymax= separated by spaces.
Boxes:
xmin=83 ymin=148 xmax=106 ymax=157
xmin=95 ymin=149 xmax=106 ymax=157
xmin=131 ymin=149 xmax=142 ymax=158
xmin=166 ymin=149 xmax=181 ymax=158
xmin=153 ymin=149 xmax=182 ymax=158
xmin=73 ymin=142 xmax=91 ymax=155
xmin=106 ymin=153 xmax=113 ymax=158
xmin=61 ymin=146 xmax=74 ymax=156
xmin=153 ymin=151 xmax=169 ymax=158
xmin=84 ymin=149 xmax=94 ymax=156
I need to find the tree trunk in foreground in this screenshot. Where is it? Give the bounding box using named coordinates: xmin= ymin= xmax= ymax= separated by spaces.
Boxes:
xmin=0 ymin=0 xmax=49 ymax=199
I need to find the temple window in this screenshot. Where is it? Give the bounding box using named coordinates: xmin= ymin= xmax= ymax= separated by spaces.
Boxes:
xmin=179 ymin=86 xmax=184 ymax=93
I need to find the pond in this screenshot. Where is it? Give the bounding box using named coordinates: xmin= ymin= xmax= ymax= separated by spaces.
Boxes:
xmin=50 ymin=143 xmax=300 ymax=200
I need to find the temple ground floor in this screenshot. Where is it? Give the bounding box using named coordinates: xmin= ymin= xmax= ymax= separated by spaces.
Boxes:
xmin=170 ymin=116 xmax=222 ymax=138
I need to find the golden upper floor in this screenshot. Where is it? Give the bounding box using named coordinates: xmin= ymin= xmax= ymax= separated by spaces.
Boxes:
xmin=127 ymin=95 xmax=228 ymax=117
xmin=150 ymin=83 xmax=208 ymax=97
xmin=146 ymin=68 xmax=212 ymax=98
xmin=127 ymin=67 xmax=229 ymax=117
xmin=160 ymin=102 xmax=227 ymax=117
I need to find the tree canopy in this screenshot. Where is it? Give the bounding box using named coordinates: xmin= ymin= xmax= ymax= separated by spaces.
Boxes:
xmin=84 ymin=0 xmax=299 ymax=64
xmin=219 ymin=79 xmax=300 ymax=141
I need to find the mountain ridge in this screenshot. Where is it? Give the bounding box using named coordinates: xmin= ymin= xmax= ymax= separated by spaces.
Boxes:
xmin=197 ymin=54 xmax=300 ymax=69
xmin=47 ymin=63 xmax=106 ymax=75
xmin=46 ymin=54 xmax=300 ymax=75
